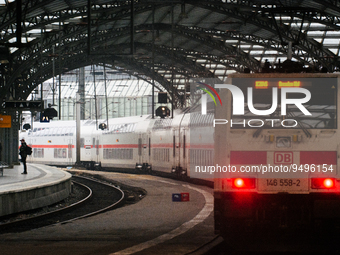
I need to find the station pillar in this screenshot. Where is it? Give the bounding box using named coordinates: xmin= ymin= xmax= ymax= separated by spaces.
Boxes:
xmin=0 ymin=117 xmax=20 ymax=165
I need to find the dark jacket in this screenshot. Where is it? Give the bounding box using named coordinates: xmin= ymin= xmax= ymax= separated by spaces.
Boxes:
xmin=19 ymin=142 xmax=27 ymax=158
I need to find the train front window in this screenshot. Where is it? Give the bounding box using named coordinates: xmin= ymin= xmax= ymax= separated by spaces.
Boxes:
xmin=232 ymin=78 xmax=337 ymax=129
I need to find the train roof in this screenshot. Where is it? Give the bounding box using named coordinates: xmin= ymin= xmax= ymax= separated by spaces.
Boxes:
xmin=228 ymin=73 xmax=340 ymax=78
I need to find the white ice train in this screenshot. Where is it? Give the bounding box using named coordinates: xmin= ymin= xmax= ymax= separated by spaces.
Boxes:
xmin=20 ymin=109 xmax=214 ymax=180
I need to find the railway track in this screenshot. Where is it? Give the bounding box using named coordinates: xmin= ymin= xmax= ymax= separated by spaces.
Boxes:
xmin=0 ymin=175 xmax=125 ymax=234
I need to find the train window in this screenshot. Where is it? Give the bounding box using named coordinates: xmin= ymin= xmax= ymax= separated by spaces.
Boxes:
xmin=93 ymin=138 xmax=95 ymax=147
xmin=103 ymin=148 xmax=133 ymax=159
xmin=54 ymin=148 xmax=67 ymax=158
xmin=152 ymin=148 xmax=170 ymax=162
xmin=154 ymin=149 xmax=158 ymax=161
xmin=33 ymin=148 xmax=44 ymax=158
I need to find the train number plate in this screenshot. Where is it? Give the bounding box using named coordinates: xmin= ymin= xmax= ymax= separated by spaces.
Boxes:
xmin=258 ymin=178 xmax=308 ymax=192
xmin=266 ymin=179 xmax=300 ymax=187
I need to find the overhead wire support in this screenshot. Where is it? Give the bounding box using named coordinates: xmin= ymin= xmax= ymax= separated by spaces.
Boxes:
xmin=93 ymin=64 xmax=98 ymax=130
xmin=152 ymin=3 xmax=155 ymax=119
xmin=16 ymin=0 xmax=22 ymax=46
xmin=52 ymin=45 xmax=56 ymax=106
xmin=59 ymin=18 xmax=62 ymax=119
xmin=87 ymin=0 xmax=91 ymax=55
xmin=131 ymin=0 xmax=135 ymax=55
xmin=104 ymin=62 xmax=109 ymax=129
xmin=40 ymin=28 xmax=44 ymax=116
xmin=171 ymin=2 xmax=174 ymax=119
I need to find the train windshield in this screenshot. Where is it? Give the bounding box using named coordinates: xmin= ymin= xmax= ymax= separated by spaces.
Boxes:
xmin=232 ymin=77 xmax=337 ymax=129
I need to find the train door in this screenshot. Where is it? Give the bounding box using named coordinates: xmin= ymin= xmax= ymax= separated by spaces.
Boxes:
xmin=137 ymin=133 xmax=150 ymax=172
xmin=96 ymin=137 xmax=100 ymax=165
xmin=67 ymin=139 xmax=73 ymax=165
xmin=147 ymin=132 xmax=151 ymax=167
xmin=138 ymin=133 xmax=142 ymax=166
xmin=180 ymin=129 xmax=187 ymax=174
xmin=84 ymin=137 xmax=92 ymax=159
xmin=92 ymin=136 xmax=100 ymax=163
xmin=173 ymin=128 xmax=181 ymax=171
xmin=141 ymin=133 xmax=148 ymax=164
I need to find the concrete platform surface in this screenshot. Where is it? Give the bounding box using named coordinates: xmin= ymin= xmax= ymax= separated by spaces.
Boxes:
xmin=0 ymin=163 xmax=72 ymax=217
xmin=0 ymin=170 xmax=215 ymax=255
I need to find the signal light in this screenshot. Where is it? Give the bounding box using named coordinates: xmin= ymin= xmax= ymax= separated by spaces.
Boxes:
xmin=156 ymin=106 xmax=170 ymax=118
xmin=232 ymin=178 xmax=255 ymax=189
xmin=99 ymin=123 xmax=107 ymax=130
xmin=311 ymin=178 xmax=335 ymax=189
xmin=23 ymin=123 xmax=31 ymax=130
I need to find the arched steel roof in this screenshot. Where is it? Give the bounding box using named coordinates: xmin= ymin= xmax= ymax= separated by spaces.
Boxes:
xmin=1 ymin=0 xmax=340 ymax=107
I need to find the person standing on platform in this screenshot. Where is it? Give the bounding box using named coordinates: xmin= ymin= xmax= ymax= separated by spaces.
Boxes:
xmin=19 ymin=138 xmax=27 ymax=174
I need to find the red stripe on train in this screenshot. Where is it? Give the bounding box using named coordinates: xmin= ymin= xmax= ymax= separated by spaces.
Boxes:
xmin=102 ymin=144 xmax=139 ymax=148
xmin=32 ymin=145 xmax=74 ymax=148
xmin=300 ymin=151 xmax=337 ymax=165
xmin=230 ymin=151 xmax=267 ymax=164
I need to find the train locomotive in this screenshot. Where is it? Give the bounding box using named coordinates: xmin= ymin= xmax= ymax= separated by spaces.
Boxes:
xmin=214 ymin=73 xmax=340 ymax=246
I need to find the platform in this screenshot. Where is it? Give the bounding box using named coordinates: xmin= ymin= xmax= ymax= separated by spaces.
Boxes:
xmin=0 ymin=163 xmax=72 ymax=217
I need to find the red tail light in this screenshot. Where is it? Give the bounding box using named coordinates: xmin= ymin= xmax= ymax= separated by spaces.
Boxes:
xmin=232 ymin=178 xmax=255 ymax=189
xmin=311 ymin=178 xmax=335 ymax=189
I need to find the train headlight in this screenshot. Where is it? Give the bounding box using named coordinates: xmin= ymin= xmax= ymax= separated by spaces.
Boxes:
xmin=231 ymin=178 xmax=256 ymax=189
xmin=276 ymin=136 xmax=291 ymax=148
xmin=324 ymin=179 xmax=334 ymax=188
xmin=311 ymin=178 xmax=335 ymax=189
xmin=234 ymin=178 xmax=245 ymax=188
